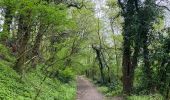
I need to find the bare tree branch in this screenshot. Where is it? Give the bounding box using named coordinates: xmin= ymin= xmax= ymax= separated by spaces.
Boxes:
xmin=156 ymin=4 xmax=170 ymax=12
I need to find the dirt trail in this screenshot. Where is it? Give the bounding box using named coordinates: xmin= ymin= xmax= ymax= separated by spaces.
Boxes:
xmin=76 ymin=76 xmax=104 ymax=100
xmin=76 ymin=76 xmax=124 ymax=100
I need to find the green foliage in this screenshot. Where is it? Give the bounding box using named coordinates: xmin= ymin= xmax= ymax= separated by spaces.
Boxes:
xmin=58 ymin=68 xmax=76 ymax=83
xmin=0 ymin=0 xmax=169 ymax=99
xmin=0 ymin=60 xmax=76 ymax=100
xmin=0 ymin=32 xmax=9 ymax=40
xmin=0 ymin=44 xmax=15 ymax=63
xmin=97 ymin=82 xmax=122 ymax=97
xmin=0 ymin=0 xmax=18 ymax=9
xmin=98 ymin=86 xmax=109 ymax=94
xmin=127 ymin=94 xmax=164 ymax=100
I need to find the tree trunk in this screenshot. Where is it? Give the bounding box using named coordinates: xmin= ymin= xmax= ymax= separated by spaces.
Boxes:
xmin=122 ymin=34 xmax=133 ymax=95
xmin=166 ymin=83 xmax=170 ymax=99
xmin=96 ymin=50 xmax=104 ymax=84
xmin=92 ymin=45 xmax=105 ymax=84
xmin=110 ymin=19 xmax=120 ymax=78
xmin=31 ymin=24 xmax=44 ymax=66
xmin=32 ymin=27 xmax=43 ymax=57
xmin=1 ymin=7 xmax=13 ymax=44
xmin=121 ymin=0 xmax=137 ymax=95
xmin=3 ymin=7 xmax=12 ymax=34
xmin=15 ymin=11 xmax=32 ymax=74
xmin=101 ymin=51 xmax=111 ymax=83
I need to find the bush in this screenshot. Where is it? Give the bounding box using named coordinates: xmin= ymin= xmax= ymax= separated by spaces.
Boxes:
xmin=97 ymin=86 xmax=109 ymax=94
xmin=58 ymin=68 xmax=75 ymax=83
xmin=97 ymin=82 xmax=122 ymax=97
xmin=0 ymin=44 xmax=15 ymax=63
xmin=127 ymin=94 xmax=164 ymax=100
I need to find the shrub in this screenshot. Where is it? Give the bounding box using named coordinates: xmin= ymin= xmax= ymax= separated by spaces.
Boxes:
xmin=0 ymin=44 xmax=15 ymax=63
xmin=58 ymin=68 xmax=75 ymax=83
xmin=127 ymin=94 xmax=164 ymax=100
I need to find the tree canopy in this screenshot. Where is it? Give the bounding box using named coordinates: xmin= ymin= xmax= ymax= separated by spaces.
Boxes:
xmin=0 ymin=0 xmax=170 ymax=99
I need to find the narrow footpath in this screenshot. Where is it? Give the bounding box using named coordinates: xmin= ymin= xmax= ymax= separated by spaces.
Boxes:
xmin=76 ymin=76 xmax=104 ymax=100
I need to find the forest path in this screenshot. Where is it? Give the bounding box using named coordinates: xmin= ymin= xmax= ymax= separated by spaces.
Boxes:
xmin=76 ymin=76 xmax=104 ymax=100
xmin=76 ymin=76 xmax=123 ymax=100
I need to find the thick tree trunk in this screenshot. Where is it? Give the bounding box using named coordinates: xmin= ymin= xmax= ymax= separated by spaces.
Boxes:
xmin=122 ymin=34 xmax=140 ymax=95
xmin=122 ymin=34 xmax=133 ymax=94
xmin=121 ymin=0 xmax=137 ymax=95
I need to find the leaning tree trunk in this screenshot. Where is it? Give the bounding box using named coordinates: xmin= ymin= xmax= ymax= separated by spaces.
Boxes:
xmin=31 ymin=24 xmax=45 ymax=66
xmin=96 ymin=50 xmax=104 ymax=83
xmin=15 ymin=11 xmax=32 ymax=74
xmin=101 ymin=51 xmax=111 ymax=83
xmin=92 ymin=45 xmax=105 ymax=84
xmin=32 ymin=26 xmax=43 ymax=57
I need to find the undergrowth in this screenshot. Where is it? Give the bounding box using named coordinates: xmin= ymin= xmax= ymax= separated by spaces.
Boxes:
xmin=127 ymin=94 xmax=164 ymax=100
xmin=0 ymin=44 xmax=76 ymax=100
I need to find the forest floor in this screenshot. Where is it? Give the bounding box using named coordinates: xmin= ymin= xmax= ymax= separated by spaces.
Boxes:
xmin=76 ymin=76 xmax=123 ymax=100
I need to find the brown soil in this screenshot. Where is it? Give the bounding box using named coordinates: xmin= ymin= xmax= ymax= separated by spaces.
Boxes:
xmin=77 ymin=76 xmax=104 ymax=100
xmin=76 ymin=76 xmax=123 ymax=100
